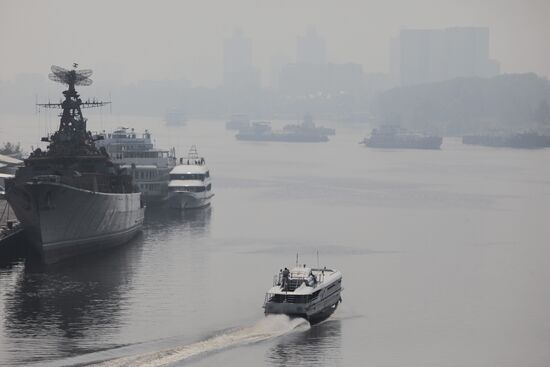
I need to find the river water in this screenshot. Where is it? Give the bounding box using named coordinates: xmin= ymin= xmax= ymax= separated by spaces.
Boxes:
xmin=1 ymin=114 xmax=549 ymax=366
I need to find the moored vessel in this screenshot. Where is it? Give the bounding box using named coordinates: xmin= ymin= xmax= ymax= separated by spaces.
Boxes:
xmin=168 ymin=146 xmax=214 ymax=209
xmin=95 ymin=127 xmax=176 ymax=204
xmin=362 ymin=125 xmax=442 ymax=149
xmin=462 ymin=131 xmax=550 ymax=149
xmin=5 ymin=65 xmax=145 ymax=263
xmin=236 ymin=121 xmax=330 ymax=142
xmin=263 ymin=264 xmax=343 ymax=324
xmin=282 ymin=114 xmax=336 ymax=136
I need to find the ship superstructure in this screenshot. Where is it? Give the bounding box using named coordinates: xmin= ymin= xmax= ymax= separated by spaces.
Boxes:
xmin=236 ymin=119 xmax=330 ymax=142
xmin=96 ymin=127 xmax=176 ymax=203
xmin=282 ymin=114 xmax=336 ymax=136
xmin=168 ymin=146 xmax=213 ymax=209
xmin=5 ymin=65 xmax=145 ymax=263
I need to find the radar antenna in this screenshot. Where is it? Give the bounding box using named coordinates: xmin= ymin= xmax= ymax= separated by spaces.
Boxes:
xmin=36 ymin=64 xmax=110 ymax=156
xmin=48 ymin=65 xmax=93 ymax=87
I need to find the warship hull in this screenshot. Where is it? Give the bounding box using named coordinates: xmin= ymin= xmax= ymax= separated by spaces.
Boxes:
xmin=6 ymin=181 xmax=144 ymax=263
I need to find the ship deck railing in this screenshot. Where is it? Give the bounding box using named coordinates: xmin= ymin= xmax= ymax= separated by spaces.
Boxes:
xmin=271 ymin=268 xmax=333 ymax=291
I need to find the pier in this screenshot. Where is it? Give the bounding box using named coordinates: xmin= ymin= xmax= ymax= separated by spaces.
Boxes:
xmin=0 ymin=199 xmax=26 ymax=256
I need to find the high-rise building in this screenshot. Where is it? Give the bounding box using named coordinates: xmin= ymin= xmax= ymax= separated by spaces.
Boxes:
xmin=394 ymin=27 xmax=500 ymax=86
xmin=279 ymin=27 xmax=367 ymax=95
xmin=223 ymin=28 xmax=260 ymax=90
xmin=296 ymin=26 xmax=326 ymax=65
xmin=278 ymin=63 xmax=365 ymax=95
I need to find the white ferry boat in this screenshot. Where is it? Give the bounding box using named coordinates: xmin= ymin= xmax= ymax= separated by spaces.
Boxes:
xmin=168 ymin=146 xmax=214 ymax=209
xmin=96 ymin=127 xmax=177 ymax=204
xmin=263 ymin=264 xmax=343 ymax=324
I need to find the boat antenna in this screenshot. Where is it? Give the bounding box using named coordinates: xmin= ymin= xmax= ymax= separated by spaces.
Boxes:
xmin=317 ymin=250 xmax=319 ymax=268
xmin=296 ymin=252 xmax=299 ymax=267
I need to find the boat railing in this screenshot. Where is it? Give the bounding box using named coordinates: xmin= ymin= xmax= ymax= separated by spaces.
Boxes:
xmin=272 ymin=272 xmax=326 ymax=291
xmin=32 ymin=175 xmax=61 ymax=184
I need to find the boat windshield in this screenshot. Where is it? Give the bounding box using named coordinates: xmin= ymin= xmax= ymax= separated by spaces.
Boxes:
xmin=170 ymin=186 xmax=206 ymax=192
xmin=171 ymin=173 xmax=205 ymax=180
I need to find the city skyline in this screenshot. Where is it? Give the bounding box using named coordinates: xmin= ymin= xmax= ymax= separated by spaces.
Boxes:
xmin=1 ymin=0 xmax=549 ymax=88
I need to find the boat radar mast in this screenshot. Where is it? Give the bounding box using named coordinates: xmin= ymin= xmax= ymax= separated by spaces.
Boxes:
xmin=36 ymin=64 xmax=110 ymax=157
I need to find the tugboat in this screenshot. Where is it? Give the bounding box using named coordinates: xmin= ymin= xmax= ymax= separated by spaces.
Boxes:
xmin=362 ymin=125 xmax=442 ymax=149
xmin=5 ymin=65 xmax=145 ymax=263
xmin=168 ymin=146 xmax=214 ymax=209
xmin=263 ymin=264 xmax=343 ymax=324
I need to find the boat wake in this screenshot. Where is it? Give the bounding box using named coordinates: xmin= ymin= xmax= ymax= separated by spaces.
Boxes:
xmin=87 ymin=315 xmax=309 ymax=367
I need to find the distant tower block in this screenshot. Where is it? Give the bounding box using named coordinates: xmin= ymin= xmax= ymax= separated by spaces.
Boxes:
xmin=296 ymin=26 xmax=326 ymax=65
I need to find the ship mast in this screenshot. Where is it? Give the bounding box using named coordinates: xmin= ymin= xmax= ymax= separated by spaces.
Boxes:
xmin=36 ymin=64 xmax=110 ymax=157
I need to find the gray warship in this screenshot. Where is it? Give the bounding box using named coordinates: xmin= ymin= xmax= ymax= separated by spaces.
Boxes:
xmin=463 ymin=131 xmax=550 ymax=149
xmin=362 ymin=125 xmax=442 ymax=149
xmin=5 ymin=65 xmax=145 ymax=263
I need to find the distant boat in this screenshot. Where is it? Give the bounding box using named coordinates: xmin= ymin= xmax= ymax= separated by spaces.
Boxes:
xmin=283 ymin=114 xmax=336 ymax=136
xmin=463 ymin=131 xmax=550 ymax=149
xmin=236 ymin=120 xmax=330 ymax=143
xmin=362 ymin=125 xmax=442 ymax=149
xmin=226 ymin=113 xmax=251 ymax=130
xmin=165 ymin=109 xmax=187 ymax=126
xmin=263 ymin=264 xmax=343 ymax=324
xmin=168 ymin=146 xmax=214 ymax=209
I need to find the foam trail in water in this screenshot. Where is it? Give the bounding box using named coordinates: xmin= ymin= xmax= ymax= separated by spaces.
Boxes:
xmin=89 ymin=315 xmax=309 ymax=367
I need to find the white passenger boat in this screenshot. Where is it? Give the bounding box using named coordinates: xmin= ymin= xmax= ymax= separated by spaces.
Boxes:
xmin=168 ymin=146 xmax=213 ymax=209
xmin=95 ymin=127 xmax=177 ymax=204
xmin=263 ymin=265 xmax=343 ymax=324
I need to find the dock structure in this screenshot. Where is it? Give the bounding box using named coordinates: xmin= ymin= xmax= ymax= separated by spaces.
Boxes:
xmin=0 ymin=199 xmax=25 ymax=255
xmin=0 ymin=200 xmax=17 ymax=226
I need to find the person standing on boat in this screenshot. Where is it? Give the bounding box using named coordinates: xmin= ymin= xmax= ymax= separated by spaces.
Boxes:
xmin=282 ymin=267 xmax=290 ymax=290
xmin=307 ymin=271 xmax=317 ymax=287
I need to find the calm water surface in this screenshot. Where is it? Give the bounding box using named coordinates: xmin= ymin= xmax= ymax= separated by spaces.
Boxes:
xmin=1 ymin=114 xmax=550 ymax=366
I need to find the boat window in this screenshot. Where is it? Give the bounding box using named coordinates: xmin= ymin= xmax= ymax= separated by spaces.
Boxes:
xmin=311 ymin=290 xmax=321 ymax=301
xmin=169 ymin=186 xmax=206 ymax=192
xmin=268 ymin=294 xmax=309 ymax=304
xmin=170 ymin=174 xmax=205 ymax=180
xmin=206 ymin=183 xmax=212 ymax=191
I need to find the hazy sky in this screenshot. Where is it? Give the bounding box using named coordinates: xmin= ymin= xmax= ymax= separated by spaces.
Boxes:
xmin=1 ymin=0 xmax=549 ymax=87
